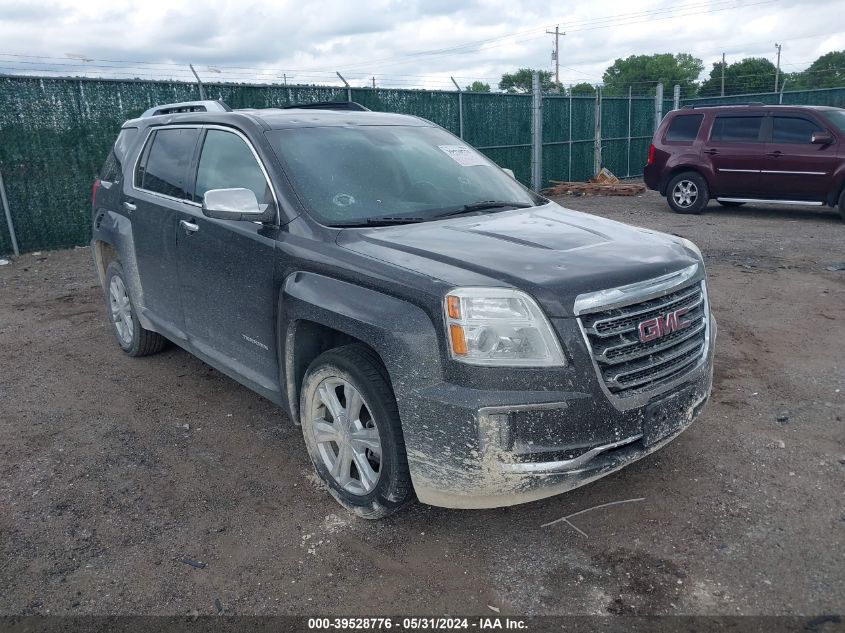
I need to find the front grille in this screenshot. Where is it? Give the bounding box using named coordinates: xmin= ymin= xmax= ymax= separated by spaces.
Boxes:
xmin=580 ymin=282 xmax=708 ymax=398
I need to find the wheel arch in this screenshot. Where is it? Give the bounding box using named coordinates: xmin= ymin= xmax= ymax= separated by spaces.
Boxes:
xmin=660 ymin=165 xmax=712 ymax=197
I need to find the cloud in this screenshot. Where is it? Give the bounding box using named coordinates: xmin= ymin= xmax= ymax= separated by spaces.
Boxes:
xmin=0 ymin=0 xmax=842 ymax=91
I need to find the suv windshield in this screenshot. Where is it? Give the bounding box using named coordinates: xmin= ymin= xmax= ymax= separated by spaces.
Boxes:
xmin=821 ymin=109 xmax=845 ymax=133
xmin=266 ymin=125 xmax=537 ymax=225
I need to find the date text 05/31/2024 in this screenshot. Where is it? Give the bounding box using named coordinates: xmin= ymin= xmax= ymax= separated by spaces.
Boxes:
xmin=307 ymin=617 xmax=529 ymax=630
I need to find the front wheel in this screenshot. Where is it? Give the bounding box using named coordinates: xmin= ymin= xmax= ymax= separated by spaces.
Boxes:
xmin=666 ymin=172 xmax=709 ymax=214
xmin=300 ymin=344 xmax=414 ymax=519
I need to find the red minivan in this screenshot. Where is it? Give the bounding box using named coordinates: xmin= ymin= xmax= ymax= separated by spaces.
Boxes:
xmin=643 ymin=104 xmax=845 ymax=220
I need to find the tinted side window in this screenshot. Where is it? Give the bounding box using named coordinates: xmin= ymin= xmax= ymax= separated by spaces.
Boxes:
xmin=99 ymin=128 xmax=139 ymax=182
xmin=666 ymin=114 xmax=703 ymax=141
xmin=136 ymin=128 xmax=200 ymax=199
xmin=772 ymin=117 xmax=824 ymax=144
xmin=195 ymin=130 xmax=272 ymax=206
xmin=710 ymin=116 xmax=764 ymax=142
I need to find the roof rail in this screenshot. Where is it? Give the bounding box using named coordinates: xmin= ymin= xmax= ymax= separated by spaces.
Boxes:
xmin=141 ymin=100 xmax=232 ymax=118
xmin=680 ymin=101 xmax=768 ymax=109
xmin=281 ymin=101 xmax=371 ymax=112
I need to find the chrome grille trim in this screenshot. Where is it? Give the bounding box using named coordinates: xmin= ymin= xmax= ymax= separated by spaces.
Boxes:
xmin=576 ymin=274 xmax=710 ymax=407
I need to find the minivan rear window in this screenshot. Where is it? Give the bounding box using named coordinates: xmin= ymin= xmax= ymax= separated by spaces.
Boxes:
xmin=665 ymin=114 xmax=703 ymax=142
xmin=710 ymin=116 xmax=764 ymax=143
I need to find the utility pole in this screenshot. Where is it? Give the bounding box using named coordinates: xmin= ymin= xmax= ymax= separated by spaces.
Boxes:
xmin=372 ymin=76 xmax=376 ymax=89
xmin=283 ymin=73 xmax=287 ymax=86
xmin=774 ymin=43 xmax=782 ymax=92
xmin=545 ymin=25 xmax=564 ymax=92
xmin=720 ymin=52 xmax=725 ymax=97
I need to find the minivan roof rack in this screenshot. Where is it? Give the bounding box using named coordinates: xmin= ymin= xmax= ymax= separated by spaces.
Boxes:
xmin=280 ymin=101 xmax=371 ymax=112
xmin=141 ymin=100 xmax=232 ymax=118
xmin=680 ymin=101 xmax=767 ymax=109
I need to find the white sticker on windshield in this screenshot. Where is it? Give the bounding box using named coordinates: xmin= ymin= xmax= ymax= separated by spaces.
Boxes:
xmin=438 ymin=145 xmax=487 ymax=167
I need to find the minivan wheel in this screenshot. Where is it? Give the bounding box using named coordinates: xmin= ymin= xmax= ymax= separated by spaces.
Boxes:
xmin=838 ymin=187 xmax=845 ymax=221
xmin=666 ymin=172 xmax=709 ymax=214
xmin=300 ymin=344 xmax=414 ymax=519
xmin=104 ymin=261 xmax=167 ymax=357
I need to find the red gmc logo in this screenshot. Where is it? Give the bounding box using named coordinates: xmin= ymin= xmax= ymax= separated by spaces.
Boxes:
xmin=638 ymin=307 xmax=692 ymax=343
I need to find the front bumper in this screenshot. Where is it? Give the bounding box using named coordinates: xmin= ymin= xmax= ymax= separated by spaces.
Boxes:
xmin=402 ymin=317 xmax=715 ymax=509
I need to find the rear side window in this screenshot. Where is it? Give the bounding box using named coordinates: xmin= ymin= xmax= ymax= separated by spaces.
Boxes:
xmin=772 ymin=116 xmax=824 ymax=144
xmin=710 ymin=116 xmax=764 ymax=143
xmin=135 ymin=128 xmax=200 ymax=199
xmin=665 ymin=114 xmax=703 ymax=141
xmin=195 ymin=130 xmax=272 ymax=206
xmin=99 ymin=128 xmax=139 ymax=183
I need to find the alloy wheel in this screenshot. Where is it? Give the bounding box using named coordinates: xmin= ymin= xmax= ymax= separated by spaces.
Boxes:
xmin=109 ymin=275 xmax=134 ymax=345
xmin=672 ymin=180 xmax=698 ymax=208
xmin=309 ymin=377 xmax=382 ymax=496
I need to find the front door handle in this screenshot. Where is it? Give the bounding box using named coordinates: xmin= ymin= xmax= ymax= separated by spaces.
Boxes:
xmin=123 ymin=201 xmax=137 ymax=212
xmin=179 ymin=219 xmax=200 ymax=234
xmin=767 ymin=150 xmax=782 ymax=157
xmin=703 ymin=148 xmax=718 ymax=155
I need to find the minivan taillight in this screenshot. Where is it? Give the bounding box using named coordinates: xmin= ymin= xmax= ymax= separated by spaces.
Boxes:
xmin=647 ymin=144 xmax=656 ymax=166
xmin=91 ymin=179 xmax=101 ymax=207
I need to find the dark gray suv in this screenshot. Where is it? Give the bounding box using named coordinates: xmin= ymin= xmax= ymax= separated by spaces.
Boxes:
xmin=92 ymin=99 xmax=716 ymax=518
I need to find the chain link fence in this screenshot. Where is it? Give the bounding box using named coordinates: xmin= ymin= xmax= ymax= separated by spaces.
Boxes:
xmin=3 ymin=75 xmax=843 ymax=255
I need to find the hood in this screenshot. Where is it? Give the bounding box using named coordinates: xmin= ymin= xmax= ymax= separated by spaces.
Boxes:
xmin=336 ymin=201 xmax=702 ymax=317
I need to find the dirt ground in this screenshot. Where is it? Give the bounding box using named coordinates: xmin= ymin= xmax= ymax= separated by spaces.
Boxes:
xmin=1 ymin=192 xmax=843 ymax=617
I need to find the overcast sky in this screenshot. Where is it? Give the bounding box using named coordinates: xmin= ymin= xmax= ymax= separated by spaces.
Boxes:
xmin=0 ymin=0 xmax=843 ymax=91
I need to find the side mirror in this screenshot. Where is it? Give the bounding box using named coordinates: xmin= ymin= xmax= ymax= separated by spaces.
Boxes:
xmin=811 ymin=131 xmax=833 ymax=145
xmin=501 ymin=167 xmax=516 ymax=179
xmin=202 ymin=188 xmax=276 ymax=222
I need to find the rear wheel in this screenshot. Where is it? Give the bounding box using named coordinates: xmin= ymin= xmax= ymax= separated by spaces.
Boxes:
xmin=104 ymin=261 xmax=167 ymax=357
xmin=300 ymin=344 xmax=414 ymax=519
xmin=717 ymin=200 xmax=745 ymax=208
xmin=666 ymin=171 xmax=709 ymax=214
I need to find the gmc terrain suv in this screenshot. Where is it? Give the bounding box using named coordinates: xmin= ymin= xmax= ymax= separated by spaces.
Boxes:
xmin=644 ymin=104 xmax=845 ymax=219
xmin=92 ymin=99 xmax=715 ymax=518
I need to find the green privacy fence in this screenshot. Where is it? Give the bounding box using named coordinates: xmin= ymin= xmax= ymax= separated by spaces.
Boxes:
xmin=1 ymin=75 xmax=661 ymax=254
xmin=680 ymin=86 xmax=845 ymax=107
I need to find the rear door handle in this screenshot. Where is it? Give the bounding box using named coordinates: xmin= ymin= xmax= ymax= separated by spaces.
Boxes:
xmin=767 ymin=150 xmax=782 ymax=157
xmin=123 ymin=201 xmax=137 ymax=212
xmin=703 ymin=149 xmax=718 ymax=155
xmin=179 ymin=219 xmax=200 ymax=234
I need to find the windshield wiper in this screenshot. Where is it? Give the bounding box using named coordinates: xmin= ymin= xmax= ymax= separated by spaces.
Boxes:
xmin=329 ymin=216 xmax=428 ymax=227
xmin=435 ymin=200 xmax=533 ymax=219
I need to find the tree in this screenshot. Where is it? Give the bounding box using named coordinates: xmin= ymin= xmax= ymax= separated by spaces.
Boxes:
xmin=601 ymin=53 xmax=703 ymax=96
xmin=570 ymin=82 xmax=596 ymax=96
xmin=498 ymin=68 xmax=554 ymax=93
xmin=791 ymin=50 xmax=845 ymax=90
xmin=465 ymin=80 xmax=490 ymax=92
xmin=699 ymin=57 xmax=778 ymax=96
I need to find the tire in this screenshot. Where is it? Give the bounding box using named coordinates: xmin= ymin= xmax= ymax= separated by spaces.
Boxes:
xmin=717 ymin=200 xmax=745 ymax=208
xmin=839 ymin=187 xmax=845 ymax=222
xmin=300 ymin=343 xmax=414 ymax=519
xmin=666 ymin=171 xmax=709 ymax=214
xmin=104 ymin=261 xmax=167 ymax=357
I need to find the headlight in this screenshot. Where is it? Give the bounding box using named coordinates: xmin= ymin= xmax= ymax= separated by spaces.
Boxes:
xmin=443 ymin=288 xmax=566 ymax=367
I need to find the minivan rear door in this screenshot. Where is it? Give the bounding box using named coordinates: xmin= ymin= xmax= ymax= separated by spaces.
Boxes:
xmin=761 ymin=113 xmax=837 ymax=202
xmin=701 ymin=114 xmax=766 ymax=198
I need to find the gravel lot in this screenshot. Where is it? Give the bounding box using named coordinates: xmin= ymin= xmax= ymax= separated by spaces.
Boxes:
xmin=1 ymin=191 xmax=843 ymax=617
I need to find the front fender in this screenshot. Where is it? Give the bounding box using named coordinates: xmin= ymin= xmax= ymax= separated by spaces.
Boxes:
xmin=280 ymin=271 xmax=445 ymax=423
